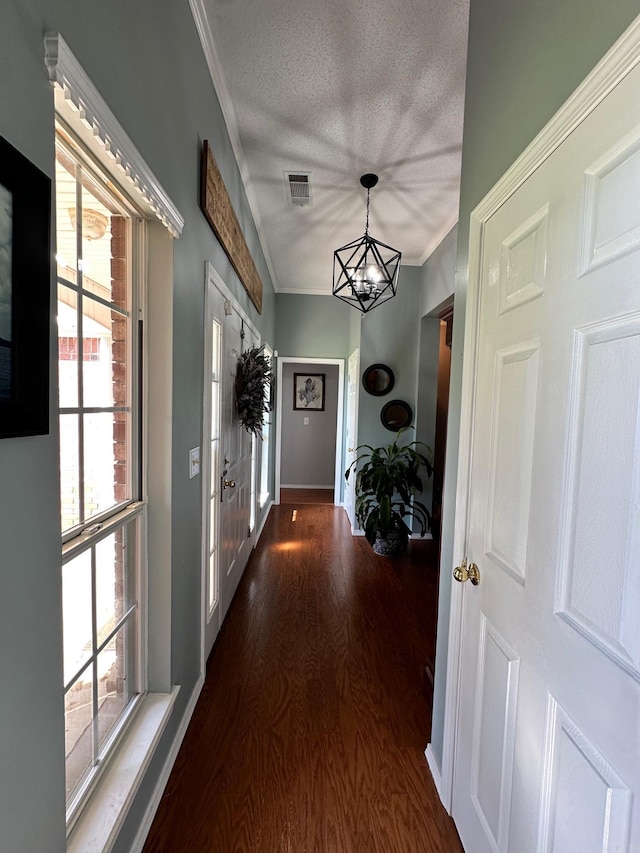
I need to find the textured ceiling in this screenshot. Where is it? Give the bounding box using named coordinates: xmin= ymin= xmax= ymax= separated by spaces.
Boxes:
xmin=196 ymin=0 xmax=470 ymax=295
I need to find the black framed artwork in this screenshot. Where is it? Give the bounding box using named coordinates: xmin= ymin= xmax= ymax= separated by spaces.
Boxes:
xmin=0 ymin=136 xmax=51 ymax=438
xmin=293 ymin=373 xmax=325 ymax=411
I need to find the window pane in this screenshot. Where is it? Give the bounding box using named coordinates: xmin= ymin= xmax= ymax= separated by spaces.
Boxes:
xmin=95 ymin=528 xmax=134 ymax=637
xmin=208 ymin=551 xmax=217 ymax=613
xmin=210 ymin=439 xmax=218 ymax=500
xmin=97 ymin=620 xmax=135 ymax=748
xmin=80 ymin=182 xmax=128 ymax=310
xmin=58 ymin=283 xmax=79 ymax=408
xmin=62 ymin=550 xmax=93 ymax=685
xmin=84 ymin=411 xmax=129 ymax=518
xmin=82 ymin=302 xmax=128 ymax=409
xmin=60 ymin=414 xmax=81 ymax=531
xmin=211 ymin=322 xmax=220 ymax=380
xmin=65 ymin=668 xmax=93 ymax=801
xmin=211 ymin=381 xmax=219 ymax=442
xmin=55 ymin=150 xmax=78 ymax=284
xmin=209 ymin=490 xmax=218 ymax=554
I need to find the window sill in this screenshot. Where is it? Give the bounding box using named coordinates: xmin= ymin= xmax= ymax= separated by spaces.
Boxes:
xmin=67 ymin=688 xmax=179 ymax=853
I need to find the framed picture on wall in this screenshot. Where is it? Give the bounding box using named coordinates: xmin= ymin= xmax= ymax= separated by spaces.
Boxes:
xmin=0 ymin=136 xmax=51 ymax=439
xmin=293 ymin=373 xmax=325 ymax=411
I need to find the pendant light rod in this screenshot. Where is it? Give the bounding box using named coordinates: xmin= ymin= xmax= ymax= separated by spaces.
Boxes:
xmin=361 ymin=173 xmax=378 ymax=237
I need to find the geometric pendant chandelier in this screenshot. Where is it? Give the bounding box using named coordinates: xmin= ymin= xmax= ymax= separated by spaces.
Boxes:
xmin=332 ymin=173 xmax=402 ymax=314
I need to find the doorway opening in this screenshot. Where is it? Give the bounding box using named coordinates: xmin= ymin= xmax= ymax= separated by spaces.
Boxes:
xmin=432 ymin=304 xmax=454 ymax=550
xmin=416 ymin=300 xmax=454 ymax=726
xmin=275 ymin=357 xmax=345 ymax=506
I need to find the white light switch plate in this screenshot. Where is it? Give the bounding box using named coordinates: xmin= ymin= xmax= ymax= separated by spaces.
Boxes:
xmin=189 ymin=446 xmax=200 ymax=479
xmin=304 ymin=417 xmax=309 ymax=425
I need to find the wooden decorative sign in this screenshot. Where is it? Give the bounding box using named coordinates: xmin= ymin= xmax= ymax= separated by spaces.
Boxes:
xmin=200 ymin=140 xmax=263 ymax=313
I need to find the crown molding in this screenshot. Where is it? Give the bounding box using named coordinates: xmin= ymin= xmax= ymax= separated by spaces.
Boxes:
xmin=276 ymin=287 xmax=334 ymax=297
xmin=188 ymin=0 xmax=280 ymax=291
xmin=472 ymin=13 xmax=640 ymax=225
xmin=417 ymin=210 xmax=459 ymax=267
xmin=44 ymin=32 xmax=184 ymax=238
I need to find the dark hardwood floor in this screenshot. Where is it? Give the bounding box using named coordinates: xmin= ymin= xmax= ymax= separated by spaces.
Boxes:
xmin=143 ymin=503 xmax=462 ymax=852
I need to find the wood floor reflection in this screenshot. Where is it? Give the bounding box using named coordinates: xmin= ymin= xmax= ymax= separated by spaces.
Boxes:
xmin=143 ymin=504 xmax=462 ymax=853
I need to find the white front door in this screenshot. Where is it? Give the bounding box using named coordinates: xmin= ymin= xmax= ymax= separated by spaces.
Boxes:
xmin=202 ymin=279 xmax=225 ymax=657
xmin=344 ymin=348 xmax=360 ymax=530
xmin=452 ymin=56 xmax=640 ymax=851
xmin=220 ymin=304 xmax=258 ymax=622
xmin=203 ymin=267 xmax=260 ymax=659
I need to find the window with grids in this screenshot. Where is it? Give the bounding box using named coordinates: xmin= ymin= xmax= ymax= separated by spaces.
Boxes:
xmin=55 ymin=126 xmax=144 ymax=816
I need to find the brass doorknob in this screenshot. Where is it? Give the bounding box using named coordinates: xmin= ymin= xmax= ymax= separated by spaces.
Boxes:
xmin=467 ymin=562 xmax=480 ymax=585
xmin=453 ymin=558 xmax=468 ymax=583
xmin=453 ymin=558 xmax=481 ymax=585
xmin=224 ymin=479 xmax=236 ymax=489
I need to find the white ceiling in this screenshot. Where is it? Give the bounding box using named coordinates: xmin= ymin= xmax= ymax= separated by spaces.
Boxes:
xmin=194 ymin=0 xmax=470 ymax=295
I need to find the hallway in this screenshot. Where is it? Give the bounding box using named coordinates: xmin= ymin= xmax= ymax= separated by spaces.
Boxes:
xmin=143 ymin=503 xmax=462 ymax=852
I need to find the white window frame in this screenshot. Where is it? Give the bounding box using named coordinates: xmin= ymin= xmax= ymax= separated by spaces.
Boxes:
xmin=56 ymin=125 xmax=147 ymax=825
xmin=46 ymin=31 xmax=185 ymax=852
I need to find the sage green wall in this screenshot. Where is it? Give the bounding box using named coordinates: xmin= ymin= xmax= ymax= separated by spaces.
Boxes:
xmin=275 ymin=293 xmax=351 ymax=358
xmin=415 ymin=225 xmax=458 ymax=520
xmin=0 ymin=1 xmax=275 ymax=850
xmin=430 ymin=0 xmax=640 ymax=777
xmin=357 ymin=266 xmax=421 ymax=460
xmin=418 ymin=225 xmax=457 ymax=318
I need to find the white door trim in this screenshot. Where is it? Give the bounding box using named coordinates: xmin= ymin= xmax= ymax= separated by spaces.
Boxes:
xmin=344 ymin=347 xmax=360 ymax=532
xmin=204 ymin=262 xmax=260 ymax=341
xmin=439 ymin=12 xmax=640 ymax=813
xmin=274 ymin=356 xmax=345 ymax=505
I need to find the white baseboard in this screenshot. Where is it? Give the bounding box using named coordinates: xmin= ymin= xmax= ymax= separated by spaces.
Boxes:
xmin=425 ymin=743 xmax=447 ymax=811
xmin=280 ymin=483 xmax=334 ymax=489
xmin=256 ymin=499 xmax=272 ymax=541
xmin=350 ymin=529 xmax=433 ymax=540
xmin=130 ymin=674 xmax=205 ymax=852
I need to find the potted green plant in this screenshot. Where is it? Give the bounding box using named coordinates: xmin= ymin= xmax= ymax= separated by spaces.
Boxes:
xmin=345 ymin=429 xmax=433 ymax=556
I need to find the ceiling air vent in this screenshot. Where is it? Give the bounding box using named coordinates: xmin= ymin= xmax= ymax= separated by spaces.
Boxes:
xmin=284 ymin=171 xmax=312 ymax=206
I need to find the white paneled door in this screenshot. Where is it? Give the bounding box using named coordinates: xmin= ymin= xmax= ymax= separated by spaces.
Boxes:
xmin=220 ymin=304 xmax=258 ymax=622
xmin=452 ymin=56 xmax=640 ymax=851
xmin=203 ymin=267 xmax=259 ymax=661
xmin=203 ymin=278 xmax=225 ymax=658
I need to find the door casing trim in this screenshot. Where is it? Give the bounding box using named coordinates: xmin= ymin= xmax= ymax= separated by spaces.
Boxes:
xmin=274 ymin=356 xmax=345 ymax=505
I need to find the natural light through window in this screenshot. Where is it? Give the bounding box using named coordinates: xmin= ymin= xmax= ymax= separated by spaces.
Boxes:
xmin=56 ymin=125 xmax=143 ymax=820
xmin=207 ymin=318 xmax=221 ymax=616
